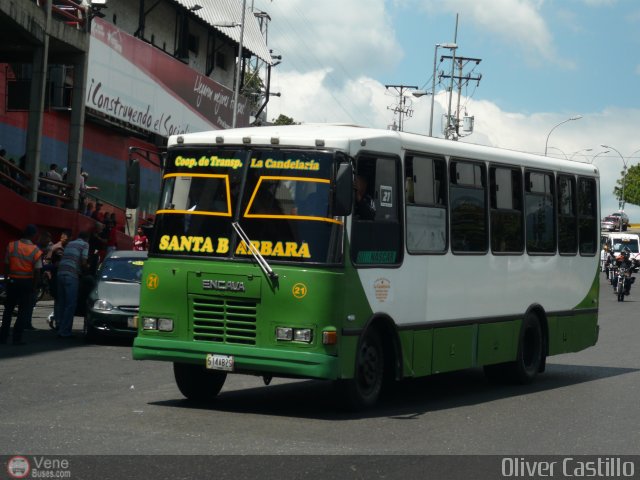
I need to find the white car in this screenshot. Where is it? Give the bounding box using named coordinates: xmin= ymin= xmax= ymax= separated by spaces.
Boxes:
xmin=609 ymin=211 xmax=630 ymax=231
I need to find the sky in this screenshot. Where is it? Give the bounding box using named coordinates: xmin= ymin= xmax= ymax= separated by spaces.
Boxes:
xmin=251 ymin=0 xmax=640 ymax=221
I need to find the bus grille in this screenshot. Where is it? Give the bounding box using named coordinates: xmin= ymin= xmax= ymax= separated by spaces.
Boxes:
xmin=191 ymin=296 xmax=258 ymax=345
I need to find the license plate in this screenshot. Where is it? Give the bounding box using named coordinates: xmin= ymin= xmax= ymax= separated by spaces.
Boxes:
xmin=127 ymin=317 xmax=136 ymax=328
xmin=206 ymin=354 xmax=234 ymax=372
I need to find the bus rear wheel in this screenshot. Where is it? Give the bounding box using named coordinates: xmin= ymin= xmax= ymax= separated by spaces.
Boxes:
xmin=484 ymin=313 xmax=544 ymax=384
xmin=335 ymin=329 xmax=384 ymax=410
xmin=173 ymin=362 xmax=227 ymax=401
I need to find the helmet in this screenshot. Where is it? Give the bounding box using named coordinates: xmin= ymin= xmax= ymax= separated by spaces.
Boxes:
xmin=623 ymin=247 xmax=631 ymax=258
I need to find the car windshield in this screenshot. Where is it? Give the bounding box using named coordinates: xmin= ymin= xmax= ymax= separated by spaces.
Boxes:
xmin=612 ymin=240 xmax=639 ymax=253
xmin=98 ymin=257 xmax=145 ymax=282
xmin=603 ymin=216 xmax=618 ymax=222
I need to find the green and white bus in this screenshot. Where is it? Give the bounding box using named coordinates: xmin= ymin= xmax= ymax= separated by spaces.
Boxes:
xmin=132 ymin=124 xmax=600 ymax=409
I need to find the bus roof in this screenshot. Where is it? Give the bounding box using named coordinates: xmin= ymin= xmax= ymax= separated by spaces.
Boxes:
xmin=169 ymin=124 xmax=599 ymax=177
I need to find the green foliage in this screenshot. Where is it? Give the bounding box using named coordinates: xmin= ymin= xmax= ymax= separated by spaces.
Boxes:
xmin=273 ymin=114 xmax=297 ymax=125
xmin=241 ymin=67 xmax=265 ymax=114
xmin=613 ymin=164 xmax=640 ymax=208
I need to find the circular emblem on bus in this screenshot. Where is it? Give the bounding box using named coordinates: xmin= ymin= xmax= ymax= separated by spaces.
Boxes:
xmin=292 ymin=283 xmax=308 ymax=299
xmin=146 ymin=273 xmax=159 ymax=290
xmin=7 ymin=456 xmax=30 ymax=479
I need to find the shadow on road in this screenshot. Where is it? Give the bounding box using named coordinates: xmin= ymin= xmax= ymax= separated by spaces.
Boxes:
xmin=149 ymin=363 xmax=638 ymax=420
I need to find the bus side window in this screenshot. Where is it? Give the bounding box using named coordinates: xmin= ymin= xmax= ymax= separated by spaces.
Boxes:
xmin=450 ymin=159 xmax=488 ymax=254
xmin=557 ymin=175 xmax=577 ymax=254
xmin=578 ymin=177 xmax=598 ymax=255
xmin=490 ymin=166 xmax=523 ymax=254
xmin=405 ymin=154 xmax=447 ymax=253
xmin=351 ymin=155 xmax=403 ymax=266
xmin=525 ymin=170 xmax=555 ymax=254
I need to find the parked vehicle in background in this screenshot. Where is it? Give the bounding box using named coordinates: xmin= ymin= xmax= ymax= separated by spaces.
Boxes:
xmin=601 ymin=215 xmax=622 ymax=232
xmin=83 ymin=250 xmax=147 ymax=341
xmin=609 ymin=211 xmax=630 ymax=230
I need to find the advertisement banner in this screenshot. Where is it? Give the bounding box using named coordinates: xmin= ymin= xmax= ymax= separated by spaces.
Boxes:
xmin=86 ymin=18 xmax=249 ymax=136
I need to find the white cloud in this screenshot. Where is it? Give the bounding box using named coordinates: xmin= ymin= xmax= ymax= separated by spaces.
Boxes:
xmin=255 ymin=0 xmax=402 ymax=83
xmin=416 ymin=0 xmax=574 ymax=68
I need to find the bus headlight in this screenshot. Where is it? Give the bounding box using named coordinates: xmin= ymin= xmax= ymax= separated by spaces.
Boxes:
xmin=158 ymin=318 xmax=174 ymax=332
xmin=276 ymin=327 xmax=293 ymax=341
xmin=143 ymin=317 xmax=157 ymax=330
xmin=275 ymin=327 xmax=313 ymax=343
xmin=142 ymin=317 xmax=173 ymax=331
xmin=293 ymin=328 xmax=313 ymax=343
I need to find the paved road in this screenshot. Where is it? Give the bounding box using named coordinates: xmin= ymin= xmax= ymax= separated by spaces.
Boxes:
xmin=0 ymin=278 xmax=639 ymax=456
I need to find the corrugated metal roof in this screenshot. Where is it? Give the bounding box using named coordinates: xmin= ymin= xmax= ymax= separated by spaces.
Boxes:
xmin=172 ymin=0 xmax=272 ymax=64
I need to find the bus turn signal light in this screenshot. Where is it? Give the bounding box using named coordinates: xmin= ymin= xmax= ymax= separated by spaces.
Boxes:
xmin=322 ymin=331 xmax=337 ymax=345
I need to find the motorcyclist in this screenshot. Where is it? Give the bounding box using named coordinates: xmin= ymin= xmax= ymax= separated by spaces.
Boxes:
xmin=612 ymin=247 xmax=637 ymax=295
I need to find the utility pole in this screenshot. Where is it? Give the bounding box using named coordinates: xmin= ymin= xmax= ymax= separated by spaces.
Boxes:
xmin=439 ymin=55 xmax=482 ymax=138
xmin=385 ymin=84 xmax=419 ymax=131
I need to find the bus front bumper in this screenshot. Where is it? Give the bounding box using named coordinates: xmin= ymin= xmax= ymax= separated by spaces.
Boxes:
xmin=132 ymin=337 xmax=340 ymax=380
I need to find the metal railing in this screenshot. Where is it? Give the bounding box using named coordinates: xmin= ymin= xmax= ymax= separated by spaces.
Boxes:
xmin=36 ymin=0 xmax=88 ymax=30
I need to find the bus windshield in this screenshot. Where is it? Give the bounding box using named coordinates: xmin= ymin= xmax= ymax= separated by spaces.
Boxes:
xmin=151 ymin=147 xmax=344 ymax=264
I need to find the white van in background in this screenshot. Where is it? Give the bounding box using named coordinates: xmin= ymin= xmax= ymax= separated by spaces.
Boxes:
xmin=603 ymin=232 xmax=640 ymax=262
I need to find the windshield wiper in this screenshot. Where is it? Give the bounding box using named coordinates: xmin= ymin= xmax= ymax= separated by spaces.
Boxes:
xmin=232 ymin=221 xmax=279 ymax=283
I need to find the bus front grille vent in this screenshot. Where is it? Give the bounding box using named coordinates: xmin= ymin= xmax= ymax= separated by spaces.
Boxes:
xmin=191 ymin=296 xmax=258 ymax=345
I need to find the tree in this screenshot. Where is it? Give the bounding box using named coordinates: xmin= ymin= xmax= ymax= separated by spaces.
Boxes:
xmin=273 ymin=114 xmax=297 ymax=125
xmin=241 ymin=67 xmax=265 ymax=115
xmin=613 ymin=164 xmax=640 ymax=209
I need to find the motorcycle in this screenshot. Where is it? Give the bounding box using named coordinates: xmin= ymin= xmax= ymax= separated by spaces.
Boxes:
xmin=612 ymin=264 xmax=637 ymax=302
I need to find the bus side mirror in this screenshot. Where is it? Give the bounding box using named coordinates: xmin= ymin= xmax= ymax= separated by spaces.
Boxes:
xmin=333 ymin=163 xmax=353 ymax=216
xmin=126 ymin=159 xmax=140 ymax=209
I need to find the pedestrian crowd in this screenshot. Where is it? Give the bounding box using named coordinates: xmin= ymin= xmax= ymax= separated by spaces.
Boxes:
xmin=0 ymin=215 xmax=149 ymax=345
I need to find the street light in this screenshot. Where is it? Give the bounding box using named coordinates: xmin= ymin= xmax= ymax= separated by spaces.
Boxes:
xmin=589 ymin=150 xmax=609 ymax=164
xmin=544 ymin=115 xmax=582 ymax=156
xmin=546 ymin=146 xmax=568 ymax=160
xmin=569 ymin=148 xmax=592 ymax=161
xmin=429 ymin=43 xmax=457 ymax=137
xmin=230 ymin=0 xmax=247 ymax=128
xmin=601 ymin=144 xmax=628 ymax=224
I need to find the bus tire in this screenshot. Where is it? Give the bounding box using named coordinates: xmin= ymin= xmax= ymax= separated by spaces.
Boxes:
xmin=335 ymin=329 xmax=384 ymax=410
xmin=484 ymin=313 xmax=544 ymax=384
xmin=173 ymin=362 xmax=227 ymax=402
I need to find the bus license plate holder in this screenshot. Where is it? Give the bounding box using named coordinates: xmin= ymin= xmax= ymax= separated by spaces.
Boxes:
xmin=206 ymin=354 xmax=234 ymax=372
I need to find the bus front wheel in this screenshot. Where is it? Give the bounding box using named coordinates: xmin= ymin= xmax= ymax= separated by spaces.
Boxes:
xmin=173 ymin=362 xmax=227 ymax=401
xmin=335 ymin=329 xmax=384 ymax=410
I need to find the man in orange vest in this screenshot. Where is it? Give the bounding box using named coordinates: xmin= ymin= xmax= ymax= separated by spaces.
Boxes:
xmin=0 ymin=224 xmax=43 ymax=345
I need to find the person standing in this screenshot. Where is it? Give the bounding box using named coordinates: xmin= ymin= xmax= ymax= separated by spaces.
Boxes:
xmin=44 ymin=163 xmax=63 ymax=206
xmin=133 ymin=227 xmax=149 ymax=251
xmin=54 ymin=231 xmax=89 ymax=338
xmin=46 ymin=230 xmax=71 ymax=330
xmin=0 ymin=225 xmax=43 ymax=345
